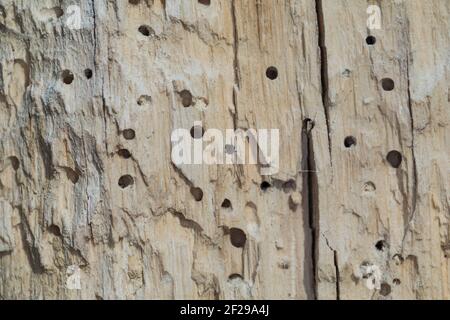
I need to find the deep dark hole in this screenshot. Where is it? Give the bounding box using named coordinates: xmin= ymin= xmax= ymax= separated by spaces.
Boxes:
xmin=190 ymin=187 xmax=204 ymax=201
xmin=266 ymin=66 xmax=278 ymax=80
xmin=260 ymin=181 xmax=271 ymax=191
xmin=62 ymin=70 xmax=74 ymax=84
xmin=123 ymin=129 xmax=136 ymax=140
xmin=366 ymin=35 xmax=376 ymax=45
xmin=180 ymin=90 xmax=193 ymax=107
xmin=221 ymin=199 xmax=232 ymax=209
xmin=84 ymin=68 xmax=93 ymax=79
xmin=118 ymin=149 xmax=132 ymax=159
xmin=48 ymin=224 xmax=62 ymax=237
xmin=190 ymin=126 xmax=204 ymax=139
xmin=393 ymin=278 xmax=401 ymax=286
xmin=380 ymin=283 xmax=392 ymax=296
xmin=138 ymin=25 xmax=151 ymax=36
xmin=230 ymin=228 xmax=247 ymax=248
xmin=129 ymin=0 xmax=140 ymax=4
xmin=198 ymin=0 xmax=211 ymax=5
xmin=375 ymin=240 xmax=387 ymax=251
xmin=9 ymin=156 xmax=20 ymax=170
xmin=386 ymin=150 xmax=402 ymax=168
xmin=381 ymin=78 xmax=395 ymax=91
xmin=344 ymin=136 xmax=357 ymax=148
xmin=118 ymin=175 xmax=134 ymax=189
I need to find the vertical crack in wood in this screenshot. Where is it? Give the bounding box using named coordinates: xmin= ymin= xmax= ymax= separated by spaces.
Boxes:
xmin=91 ymin=0 xmax=109 ymax=153
xmin=302 ymin=118 xmax=318 ymax=299
xmin=333 ymin=250 xmax=340 ymax=300
xmin=315 ymin=0 xmax=333 ymax=165
xmin=231 ymin=0 xmax=240 ymax=131
xmin=401 ymin=13 xmax=419 ymax=251
xmin=231 ymin=0 xmax=240 ymax=90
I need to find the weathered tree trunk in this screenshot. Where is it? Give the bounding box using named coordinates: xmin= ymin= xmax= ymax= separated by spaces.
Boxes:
xmin=0 ymin=0 xmax=449 ymax=300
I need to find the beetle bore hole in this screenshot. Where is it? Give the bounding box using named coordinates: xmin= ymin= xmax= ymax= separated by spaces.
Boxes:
xmin=230 ymin=228 xmax=247 ymax=248
xmin=344 ymin=136 xmax=357 ymax=148
xmin=84 ymin=68 xmax=93 ymax=79
xmin=221 ymin=199 xmax=232 ymax=209
xmin=190 ymin=187 xmax=203 ymax=201
xmin=138 ymin=25 xmax=152 ymax=36
xmin=118 ymin=175 xmax=134 ymax=189
xmin=62 ymin=70 xmax=74 ymax=84
xmin=9 ymin=156 xmax=20 ymax=170
xmin=375 ymin=240 xmax=387 ymax=251
xmin=190 ymin=126 xmax=204 ymax=139
xmin=180 ymin=90 xmax=193 ymax=107
xmin=118 ymin=149 xmax=132 ymax=159
xmin=123 ymin=129 xmax=136 ymax=140
xmin=386 ymin=150 xmax=402 ymax=168
xmin=48 ymin=224 xmax=62 ymax=237
xmin=266 ymin=66 xmax=278 ymax=80
xmin=260 ymin=181 xmax=271 ymax=191
xmin=366 ymin=35 xmax=376 ymax=45
xmin=381 ymin=78 xmax=395 ymax=91
xmin=198 ymin=0 xmax=211 ymax=5
xmin=380 ymin=282 xmax=392 ymax=296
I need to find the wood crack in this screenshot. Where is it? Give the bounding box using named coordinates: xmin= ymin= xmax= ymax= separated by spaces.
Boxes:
xmin=302 ymin=118 xmax=318 ymax=300
xmin=315 ymin=0 xmax=333 ymax=165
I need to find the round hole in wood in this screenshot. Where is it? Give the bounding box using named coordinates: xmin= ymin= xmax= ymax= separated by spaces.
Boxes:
xmin=190 ymin=126 xmax=204 ymax=139
xmin=260 ymin=181 xmax=271 ymax=191
xmin=221 ymin=199 xmax=232 ymax=209
xmin=118 ymin=149 xmax=132 ymax=159
xmin=123 ymin=129 xmax=136 ymax=140
xmin=230 ymin=228 xmax=247 ymax=248
xmin=381 ymin=78 xmax=395 ymax=91
xmin=190 ymin=187 xmax=203 ymax=201
xmin=375 ymin=240 xmax=387 ymax=251
xmin=180 ymin=90 xmax=193 ymax=107
xmin=62 ymin=70 xmax=74 ymax=84
xmin=380 ymin=282 xmax=392 ymax=296
xmin=84 ymin=68 xmax=93 ymax=79
xmin=386 ymin=150 xmax=402 ymax=168
xmin=344 ymin=136 xmax=357 ymax=148
xmin=266 ymin=66 xmax=278 ymax=80
xmin=118 ymin=175 xmax=134 ymax=189
xmin=138 ymin=25 xmax=152 ymax=36
xmin=366 ymin=35 xmax=376 ymax=45
xmin=9 ymin=156 xmax=20 ymax=170
xmin=48 ymin=224 xmax=62 ymax=236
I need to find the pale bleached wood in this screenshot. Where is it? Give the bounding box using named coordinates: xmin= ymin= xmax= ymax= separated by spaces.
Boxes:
xmin=0 ymin=0 xmax=448 ymax=300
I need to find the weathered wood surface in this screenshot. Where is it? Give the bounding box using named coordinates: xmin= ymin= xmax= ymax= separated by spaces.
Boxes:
xmin=0 ymin=0 xmax=448 ymax=299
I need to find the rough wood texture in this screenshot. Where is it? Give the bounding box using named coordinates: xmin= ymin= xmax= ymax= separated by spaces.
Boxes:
xmin=0 ymin=0 xmax=449 ymax=300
